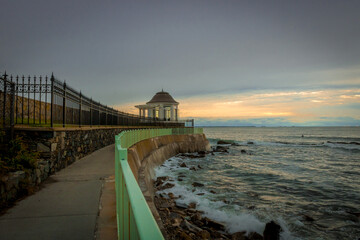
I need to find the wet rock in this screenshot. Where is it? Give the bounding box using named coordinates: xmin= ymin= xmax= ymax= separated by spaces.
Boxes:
xmin=192 ymin=182 xmax=204 ymax=187
xmin=210 ymin=190 xmax=216 ymax=194
xmin=203 ymin=217 xmax=225 ymax=231
xmin=189 ymin=202 xmax=197 ymax=209
xmin=181 ymin=219 xmax=203 ymax=233
xmin=198 ymin=151 xmax=206 ymax=155
xmin=223 ymin=199 xmax=230 ymax=204
xmin=180 ymin=162 xmax=187 ymax=168
xmin=215 ymin=146 xmax=229 ymax=152
xmin=247 ymin=141 xmax=254 ymax=144
xmin=197 ymin=230 xmax=211 ymax=239
xmin=302 ymin=214 xmax=315 ymax=222
xmin=241 ymin=149 xmax=247 ymax=154
xmin=231 ymin=231 xmax=247 ymax=240
xmin=231 ymin=142 xmax=240 ymax=146
xmin=190 ymin=167 xmax=197 ymax=171
xmin=178 ymin=178 xmax=184 ymax=182
xmin=191 ymin=212 xmax=202 ymax=222
xmin=158 ymin=182 xmax=175 ymax=190
xmin=171 ymin=217 xmax=182 ymax=227
xmin=263 ymin=221 xmax=282 ymax=240
xmin=198 ymin=165 xmax=202 ymax=169
xmin=176 ymin=202 xmax=188 ymax=209
xmin=248 ymin=232 xmax=263 ymax=240
xmin=197 ymin=193 xmax=205 ymax=196
xmin=217 ymin=140 xmax=232 ymax=144
xmin=179 ymin=231 xmax=192 ymax=240
xmin=168 ymin=192 xmax=175 ymax=199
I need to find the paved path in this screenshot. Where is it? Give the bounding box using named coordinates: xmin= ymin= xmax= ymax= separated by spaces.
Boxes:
xmin=0 ymin=144 xmax=115 ymax=240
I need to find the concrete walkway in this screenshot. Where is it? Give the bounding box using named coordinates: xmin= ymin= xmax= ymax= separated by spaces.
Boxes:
xmin=0 ymin=144 xmax=116 ymax=240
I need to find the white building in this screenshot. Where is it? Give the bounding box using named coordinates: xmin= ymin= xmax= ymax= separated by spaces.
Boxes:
xmin=135 ymin=90 xmax=179 ymax=121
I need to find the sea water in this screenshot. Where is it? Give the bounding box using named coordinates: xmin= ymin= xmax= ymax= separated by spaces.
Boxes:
xmin=155 ymin=127 xmax=360 ymax=240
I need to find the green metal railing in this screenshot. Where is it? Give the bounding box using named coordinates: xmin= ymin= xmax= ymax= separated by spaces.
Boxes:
xmin=115 ymin=127 xmax=203 ymax=240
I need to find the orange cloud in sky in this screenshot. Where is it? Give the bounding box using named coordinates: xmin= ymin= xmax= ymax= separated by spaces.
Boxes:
xmin=113 ymin=88 xmax=360 ymax=123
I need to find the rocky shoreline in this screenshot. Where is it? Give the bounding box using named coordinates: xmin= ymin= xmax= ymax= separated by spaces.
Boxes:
xmin=153 ymin=140 xmax=282 ymax=240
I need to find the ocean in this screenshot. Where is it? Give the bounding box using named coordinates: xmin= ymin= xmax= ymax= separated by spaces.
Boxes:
xmin=155 ymin=127 xmax=360 ymax=240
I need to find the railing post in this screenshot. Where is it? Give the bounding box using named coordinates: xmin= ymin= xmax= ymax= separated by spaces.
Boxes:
xmin=10 ymin=81 xmax=15 ymax=139
xmin=33 ymin=75 xmax=36 ymax=125
xmin=50 ymin=73 xmax=54 ymax=127
xmin=39 ymin=75 xmax=42 ymax=125
xmin=63 ymin=81 xmax=66 ymax=127
xmin=15 ymin=75 xmax=18 ymax=124
xmin=79 ymin=91 xmax=82 ymax=127
xmin=2 ymin=72 xmax=7 ymax=128
xmin=21 ymin=75 xmax=24 ymax=124
xmin=90 ymin=98 xmax=92 ymax=127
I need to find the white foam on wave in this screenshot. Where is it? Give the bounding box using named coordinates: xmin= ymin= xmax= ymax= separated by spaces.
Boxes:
xmin=155 ymin=155 xmax=298 ymax=239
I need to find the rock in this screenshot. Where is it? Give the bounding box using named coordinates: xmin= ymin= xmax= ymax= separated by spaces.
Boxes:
xmin=231 ymin=142 xmax=240 ymax=146
xmin=191 ymin=212 xmax=202 ymax=222
xmin=215 ymin=146 xmax=229 ymax=152
xmin=302 ymin=214 xmax=315 ymax=222
xmin=179 ymin=231 xmax=192 ymax=240
xmin=180 ymin=162 xmax=187 ymax=168
xmin=171 ymin=217 xmax=182 ymax=227
xmin=263 ymin=221 xmax=282 ymax=240
xmin=203 ymin=217 xmax=225 ymax=231
xmin=168 ymin=192 xmax=175 ymax=199
xmin=197 ymin=193 xmax=205 ymax=196
xmin=192 ymin=182 xmax=204 ymax=187
xmin=241 ymin=149 xmax=247 ymax=154
xmin=189 ymin=202 xmax=197 ymax=209
xmin=158 ymin=183 xmax=175 ymax=190
xmin=198 ymin=151 xmax=206 ymax=154
xmin=189 ymin=167 xmax=197 ymax=171
xmin=217 ymin=140 xmax=232 ymax=144
xmin=37 ymin=143 xmax=50 ymax=152
xmin=198 ymin=165 xmax=202 ymax=169
xmin=248 ymin=232 xmax=263 ymax=240
xmin=181 ymin=219 xmax=203 ymax=233
xmin=176 ymin=202 xmax=188 ymax=209
xmin=231 ymin=231 xmax=247 ymax=240
xmin=210 ymin=190 xmax=216 ymax=194
xmin=178 ymin=178 xmax=183 ymax=182
xmin=197 ymin=230 xmax=211 ymax=239
xmin=247 ymin=141 xmax=254 ymax=145
xmin=50 ymin=143 xmax=57 ymax=152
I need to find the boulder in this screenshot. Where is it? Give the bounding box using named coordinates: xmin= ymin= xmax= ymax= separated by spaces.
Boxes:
xmin=217 ymin=140 xmax=232 ymax=144
xmin=263 ymin=221 xmax=282 ymax=240
xmin=192 ymin=182 xmax=204 ymax=187
xmin=203 ymin=217 xmax=225 ymax=231
xmin=180 ymin=162 xmax=187 ymax=168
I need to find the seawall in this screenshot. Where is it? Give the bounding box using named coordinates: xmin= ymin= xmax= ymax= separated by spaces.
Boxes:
xmin=1 ymin=127 xmax=126 ymax=209
xmin=127 ymin=133 xmax=211 ymax=232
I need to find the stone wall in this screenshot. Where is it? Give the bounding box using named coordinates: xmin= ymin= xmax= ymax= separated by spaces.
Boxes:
xmin=127 ymin=134 xmax=211 ymax=232
xmin=0 ymin=127 xmax=125 ymax=209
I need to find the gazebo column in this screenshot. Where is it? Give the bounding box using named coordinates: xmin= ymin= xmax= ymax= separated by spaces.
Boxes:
xmin=139 ymin=108 xmax=142 ymax=117
xmin=170 ymin=105 xmax=175 ymax=121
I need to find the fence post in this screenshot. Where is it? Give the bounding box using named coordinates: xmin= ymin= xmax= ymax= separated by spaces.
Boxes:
xmin=22 ymin=75 xmax=24 ymax=124
xmin=10 ymin=82 xmax=15 ymax=139
xmin=39 ymin=75 xmax=42 ymax=125
xmin=63 ymin=81 xmax=66 ymax=127
xmin=90 ymin=98 xmax=92 ymax=127
xmin=50 ymin=73 xmax=54 ymax=127
xmin=2 ymin=72 xmax=7 ymax=129
xmin=15 ymin=76 xmax=18 ymax=124
xmin=33 ymin=75 xmax=36 ymax=125
xmin=79 ymin=91 xmax=82 ymax=127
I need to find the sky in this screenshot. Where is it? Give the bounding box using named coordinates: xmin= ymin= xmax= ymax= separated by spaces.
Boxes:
xmin=1 ymin=0 xmax=360 ymax=126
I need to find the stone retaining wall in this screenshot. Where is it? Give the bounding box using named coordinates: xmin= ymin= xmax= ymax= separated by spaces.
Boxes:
xmin=0 ymin=127 xmax=125 ymax=209
xmin=127 ymin=134 xmax=211 ymax=232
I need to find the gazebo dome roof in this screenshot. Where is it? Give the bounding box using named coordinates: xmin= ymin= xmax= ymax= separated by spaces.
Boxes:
xmin=147 ymin=90 xmax=179 ymax=104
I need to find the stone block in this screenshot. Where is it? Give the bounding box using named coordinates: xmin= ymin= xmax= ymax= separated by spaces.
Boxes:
xmin=51 ymin=143 xmax=57 ymax=152
xmin=37 ymin=143 xmax=50 ymax=152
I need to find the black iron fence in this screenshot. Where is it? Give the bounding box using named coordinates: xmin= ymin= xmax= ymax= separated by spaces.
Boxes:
xmin=0 ymin=72 xmax=185 ymax=129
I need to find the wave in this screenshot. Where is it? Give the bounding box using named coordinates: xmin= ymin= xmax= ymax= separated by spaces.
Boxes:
xmin=208 ymin=138 xmax=360 ymax=151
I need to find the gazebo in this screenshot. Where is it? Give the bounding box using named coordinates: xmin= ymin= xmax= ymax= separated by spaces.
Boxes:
xmin=135 ymin=90 xmax=179 ymax=121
